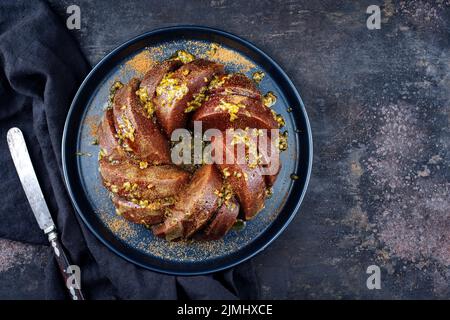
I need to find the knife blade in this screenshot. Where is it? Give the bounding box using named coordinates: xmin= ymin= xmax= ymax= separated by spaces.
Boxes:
xmin=7 ymin=127 xmax=85 ymax=300
xmin=6 ymin=127 xmax=55 ymax=232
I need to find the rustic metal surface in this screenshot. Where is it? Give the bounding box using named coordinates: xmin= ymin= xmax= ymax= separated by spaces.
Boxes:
xmin=1 ymin=0 xmax=448 ymax=299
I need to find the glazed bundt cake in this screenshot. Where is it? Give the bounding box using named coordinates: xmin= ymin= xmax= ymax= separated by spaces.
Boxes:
xmin=98 ymin=51 xmax=285 ymax=241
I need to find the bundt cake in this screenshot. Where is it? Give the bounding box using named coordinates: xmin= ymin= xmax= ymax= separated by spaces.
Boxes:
xmin=98 ymin=50 xmax=285 ymax=241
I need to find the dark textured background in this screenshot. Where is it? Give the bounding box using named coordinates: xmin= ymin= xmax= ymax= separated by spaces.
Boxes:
xmin=1 ymin=0 xmax=449 ymax=299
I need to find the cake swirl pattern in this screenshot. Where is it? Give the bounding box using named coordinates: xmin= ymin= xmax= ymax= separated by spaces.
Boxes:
xmin=98 ymin=52 xmax=284 ymax=241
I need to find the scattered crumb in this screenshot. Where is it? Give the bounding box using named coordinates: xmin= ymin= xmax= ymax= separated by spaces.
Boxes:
xmin=125 ymin=50 xmax=156 ymax=75
xmin=84 ymin=114 xmax=100 ymax=139
xmin=206 ymin=44 xmax=256 ymax=73
xmin=99 ymin=211 xmax=137 ymax=240
xmin=75 ymin=152 xmax=92 ymax=157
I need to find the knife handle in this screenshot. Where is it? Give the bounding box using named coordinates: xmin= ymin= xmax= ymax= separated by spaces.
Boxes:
xmin=47 ymin=230 xmax=85 ymax=300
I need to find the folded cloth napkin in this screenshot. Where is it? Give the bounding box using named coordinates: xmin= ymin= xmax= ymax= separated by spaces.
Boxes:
xmin=0 ymin=0 xmax=259 ymax=299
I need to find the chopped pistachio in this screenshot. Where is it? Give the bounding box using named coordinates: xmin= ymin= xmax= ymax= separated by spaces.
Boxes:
xmin=139 ymin=161 xmax=148 ymax=169
xmin=233 ymin=171 xmax=242 ymax=178
xmin=185 ymin=86 xmax=207 ymax=113
xmin=263 ymin=91 xmax=277 ymax=107
xmin=111 ymin=81 xmax=124 ymax=92
xmin=207 ymin=75 xmax=221 ymax=90
xmin=98 ymin=148 xmax=107 ymax=160
xmin=216 ymin=99 xmax=245 ymax=122
xmin=108 ymin=81 xmax=123 ymax=108
xmin=138 ymin=199 xmax=149 ymax=207
xmin=271 ymin=110 xmax=285 ymax=128
xmin=222 ymin=167 xmax=231 ymax=178
xmin=207 ymin=43 xmax=219 ymax=56
xmin=117 ymin=114 xmax=135 ymax=142
xmin=136 ymin=87 xmax=156 ymax=118
xmin=252 ymin=71 xmax=265 ymax=83
xmin=143 ymin=100 xmax=155 ymax=117
xmin=277 ymin=131 xmax=288 ymax=151
xmin=136 ymin=87 xmax=148 ymax=102
xmin=173 ymin=50 xmax=195 ymax=64
xmin=208 ymin=74 xmax=231 ymax=90
xmin=215 ymin=183 xmax=234 ymax=207
xmin=156 ymin=72 xmax=189 ymax=107
xmin=122 ymin=181 xmax=131 ymax=192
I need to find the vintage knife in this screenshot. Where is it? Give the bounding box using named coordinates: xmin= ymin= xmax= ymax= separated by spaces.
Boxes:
xmin=7 ymin=127 xmax=85 ymax=300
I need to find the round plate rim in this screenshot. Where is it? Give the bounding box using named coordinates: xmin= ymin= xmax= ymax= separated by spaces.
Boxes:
xmin=62 ymin=25 xmax=313 ymax=275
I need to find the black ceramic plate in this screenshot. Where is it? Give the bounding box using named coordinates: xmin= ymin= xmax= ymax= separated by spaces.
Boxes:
xmin=62 ymin=26 xmax=312 ymax=275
